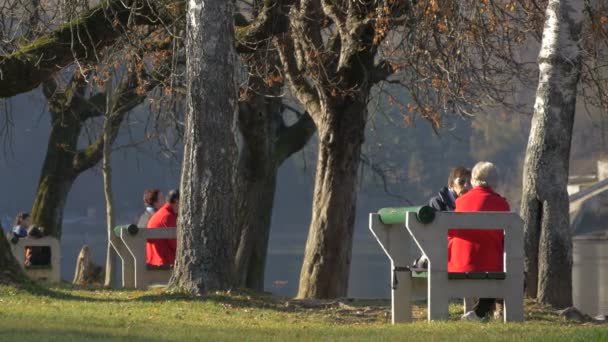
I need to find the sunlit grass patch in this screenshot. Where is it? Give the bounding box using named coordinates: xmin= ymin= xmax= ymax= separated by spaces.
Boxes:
xmin=0 ymin=284 xmax=606 ymax=341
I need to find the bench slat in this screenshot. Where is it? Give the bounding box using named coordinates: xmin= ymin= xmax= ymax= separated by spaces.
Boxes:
xmin=410 ymin=271 xmax=507 ymax=280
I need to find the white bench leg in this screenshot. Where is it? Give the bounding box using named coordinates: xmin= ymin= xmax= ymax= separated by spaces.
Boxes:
xmin=428 ymin=273 xmax=450 ymax=321
xmin=391 ymin=262 xmax=412 ymax=323
xmin=111 ymin=238 xmax=135 ymax=288
xmin=503 ymin=291 xmax=524 ymax=322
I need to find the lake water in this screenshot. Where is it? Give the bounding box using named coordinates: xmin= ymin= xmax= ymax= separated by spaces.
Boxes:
xmin=56 ymin=223 xmax=393 ymax=298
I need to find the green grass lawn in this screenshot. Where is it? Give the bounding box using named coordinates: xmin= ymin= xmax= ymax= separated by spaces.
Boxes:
xmin=0 ymin=284 xmax=606 ymax=341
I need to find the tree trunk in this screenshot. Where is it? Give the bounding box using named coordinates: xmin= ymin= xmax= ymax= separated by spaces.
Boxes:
xmin=297 ymin=101 xmax=367 ymax=299
xmin=234 ymin=169 xmax=278 ymax=290
xmin=0 ymin=233 xmax=26 ymax=285
xmin=73 ymin=245 xmax=103 ymax=285
xmin=521 ymin=0 xmax=583 ymax=308
xmin=233 ymin=48 xmax=316 ymax=290
xmin=30 ymin=113 xmax=81 ymax=238
xmin=234 ymin=109 xmax=316 ymax=290
xmin=170 ymin=0 xmax=240 ymax=294
xmin=103 ymin=86 xmax=117 ymax=288
xmin=233 ymin=93 xmax=282 ymax=291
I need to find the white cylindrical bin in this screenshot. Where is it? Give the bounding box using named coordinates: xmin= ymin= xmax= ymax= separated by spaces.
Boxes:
xmin=573 ymin=231 xmax=608 ymax=317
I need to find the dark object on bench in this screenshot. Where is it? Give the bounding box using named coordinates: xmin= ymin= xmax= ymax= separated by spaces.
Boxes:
xmin=378 ymin=206 xmax=437 ymax=225
xmin=448 ymin=272 xmax=506 ymax=280
xmin=410 ymin=269 xmax=506 ymax=280
xmin=27 ymin=226 xmax=46 ymax=238
xmin=113 ymin=224 xmax=139 ymax=237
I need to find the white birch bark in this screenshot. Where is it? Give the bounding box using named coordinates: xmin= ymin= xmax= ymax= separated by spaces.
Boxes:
xmin=522 ymin=0 xmax=584 ymax=308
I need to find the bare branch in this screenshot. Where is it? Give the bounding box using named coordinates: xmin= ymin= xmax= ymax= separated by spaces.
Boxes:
xmin=0 ymin=0 xmax=181 ymax=98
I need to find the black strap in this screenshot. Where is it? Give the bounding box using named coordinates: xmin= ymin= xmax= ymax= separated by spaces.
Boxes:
xmin=392 ymin=266 xmax=411 ymax=290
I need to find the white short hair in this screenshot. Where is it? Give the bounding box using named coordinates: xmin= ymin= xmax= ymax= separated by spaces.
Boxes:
xmin=471 ymin=161 xmax=499 ymax=188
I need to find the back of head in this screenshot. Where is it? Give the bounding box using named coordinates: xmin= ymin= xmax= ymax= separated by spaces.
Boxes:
xmin=167 ymin=189 xmax=180 ymax=204
xmin=448 ymin=166 xmax=471 ymax=187
xmin=143 ymin=189 xmax=161 ymax=207
xmin=471 ymin=161 xmax=499 ymax=188
xmin=14 ymin=212 xmax=30 ymax=226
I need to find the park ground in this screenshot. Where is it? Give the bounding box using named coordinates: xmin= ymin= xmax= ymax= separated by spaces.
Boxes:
xmin=0 ymin=283 xmax=606 ymax=341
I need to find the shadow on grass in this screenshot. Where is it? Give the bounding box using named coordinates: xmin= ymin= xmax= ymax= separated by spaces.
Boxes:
xmin=6 ymin=281 xmax=564 ymax=324
xmin=9 ymin=281 xmax=296 ymax=312
xmin=0 ymin=327 xmax=166 ymax=342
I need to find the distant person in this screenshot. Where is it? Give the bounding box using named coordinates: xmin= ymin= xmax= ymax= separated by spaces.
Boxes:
xmin=11 ymin=213 xmax=50 ymax=266
xmin=137 ymin=189 xmax=165 ymax=228
xmin=12 ymin=212 xmax=31 ymax=238
xmin=450 ymin=162 xmax=510 ymax=321
xmin=428 ymin=166 xmax=472 ymax=211
xmin=146 ymin=189 xmax=179 ymax=266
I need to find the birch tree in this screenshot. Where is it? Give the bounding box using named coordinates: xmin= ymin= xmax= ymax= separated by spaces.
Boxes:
xmin=521 ymin=0 xmax=584 ymax=308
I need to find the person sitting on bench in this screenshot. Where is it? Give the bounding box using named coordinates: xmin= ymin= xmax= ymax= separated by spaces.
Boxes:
xmin=137 ymin=188 xmax=165 ymax=228
xmin=414 ymin=167 xmax=472 ymax=269
xmin=450 ymin=161 xmax=509 ymax=321
xmin=12 ymin=212 xmax=30 ymax=238
xmin=428 ymin=166 xmax=472 ymax=212
xmin=146 ymin=189 xmax=179 ymax=266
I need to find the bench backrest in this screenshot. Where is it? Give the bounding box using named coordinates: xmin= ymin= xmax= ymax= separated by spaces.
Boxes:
xmin=119 ymin=228 xmax=176 ymax=288
xmin=405 ymin=211 xmax=524 ymax=273
xmin=9 ymin=236 xmax=61 ymax=283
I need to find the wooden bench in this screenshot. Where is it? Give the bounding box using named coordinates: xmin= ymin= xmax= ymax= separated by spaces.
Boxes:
xmin=369 ymin=208 xmax=524 ymax=323
xmin=8 ymin=235 xmax=61 ymax=283
xmin=113 ymin=225 xmax=176 ymax=289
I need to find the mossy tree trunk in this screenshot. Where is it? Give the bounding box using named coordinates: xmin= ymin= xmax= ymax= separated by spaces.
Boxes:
xmin=0 ymin=233 xmax=26 ymax=285
xmin=31 ymin=67 xmax=162 ymax=238
xmin=0 ymin=0 xmax=176 ymax=98
xmin=31 ymin=79 xmax=89 ymax=238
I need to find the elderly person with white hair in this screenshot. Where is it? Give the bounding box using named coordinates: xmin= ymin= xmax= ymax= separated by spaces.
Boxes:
xmin=448 ymin=161 xmax=510 ymax=321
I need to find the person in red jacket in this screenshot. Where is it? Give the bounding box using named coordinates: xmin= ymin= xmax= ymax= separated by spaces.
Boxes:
xmin=449 ymin=161 xmax=510 ymax=321
xmin=146 ymin=189 xmax=179 ymax=266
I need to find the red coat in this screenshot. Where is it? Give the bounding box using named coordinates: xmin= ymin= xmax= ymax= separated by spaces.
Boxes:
xmin=146 ymin=203 xmax=178 ymax=266
xmin=448 ymin=186 xmax=510 ymax=272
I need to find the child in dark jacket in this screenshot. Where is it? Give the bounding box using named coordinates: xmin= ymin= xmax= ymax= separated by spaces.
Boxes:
xmin=12 ymin=212 xmax=30 ymax=238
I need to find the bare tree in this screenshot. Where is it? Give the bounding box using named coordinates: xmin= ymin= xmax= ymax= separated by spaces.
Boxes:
xmin=30 ymin=60 xmax=169 ymax=238
xmin=0 ymin=0 xmax=179 ymax=98
xmin=269 ymin=0 xmax=536 ymax=299
xmin=0 ymin=0 xmax=183 ymax=278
